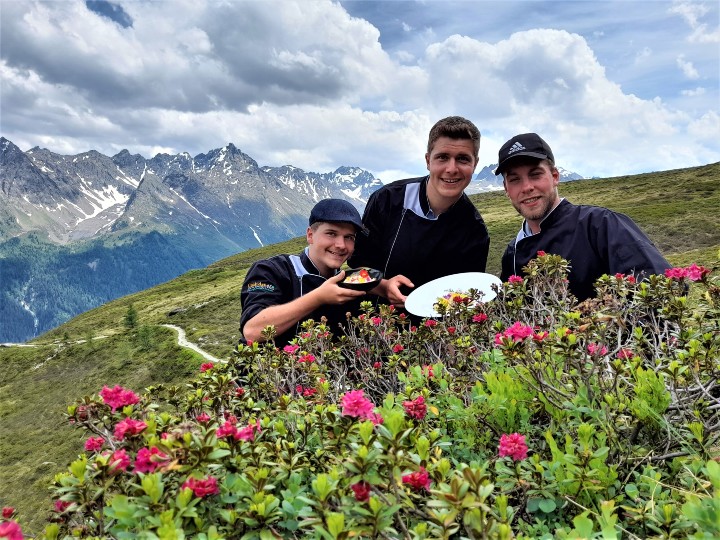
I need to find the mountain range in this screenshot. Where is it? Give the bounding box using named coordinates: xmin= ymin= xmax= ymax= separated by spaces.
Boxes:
xmin=0 ymin=137 xmax=582 ymax=342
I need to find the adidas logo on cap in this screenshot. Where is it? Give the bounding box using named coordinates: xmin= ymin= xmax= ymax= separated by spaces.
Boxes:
xmin=508 ymin=142 xmax=525 ymax=155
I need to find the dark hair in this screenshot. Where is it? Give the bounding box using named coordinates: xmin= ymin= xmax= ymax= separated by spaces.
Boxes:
xmin=427 ymin=116 xmax=481 ymax=157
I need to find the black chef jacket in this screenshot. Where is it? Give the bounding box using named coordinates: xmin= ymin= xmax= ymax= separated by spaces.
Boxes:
xmin=349 ymin=176 xmax=490 ymax=296
xmin=501 ymin=199 xmax=671 ymax=301
xmin=240 ymin=248 xmax=357 ymax=346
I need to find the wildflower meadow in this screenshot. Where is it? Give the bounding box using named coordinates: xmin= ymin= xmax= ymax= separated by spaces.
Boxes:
xmin=4 ymin=254 xmax=720 ymax=539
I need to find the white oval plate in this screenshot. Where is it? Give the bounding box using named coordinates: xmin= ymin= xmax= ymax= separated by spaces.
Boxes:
xmin=404 ymin=272 xmax=502 ymax=317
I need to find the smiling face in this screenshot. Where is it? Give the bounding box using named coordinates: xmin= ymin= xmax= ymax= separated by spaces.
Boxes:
xmin=503 ymin=159 xmax=560 ymax=234
xmin=425 ymin=136 xmax=478 ymax=213
xmin=306 ymin=222 xmax=357 ymax=277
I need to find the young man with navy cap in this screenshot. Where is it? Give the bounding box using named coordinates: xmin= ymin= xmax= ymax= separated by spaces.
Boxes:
xmin=240 ymin=198 xmax=367 ymax=345
xmin=496 ymin=132 xmax=670 ymax=301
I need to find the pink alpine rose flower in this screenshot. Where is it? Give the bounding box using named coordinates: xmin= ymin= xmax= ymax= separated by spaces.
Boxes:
xmin=496 ymin=322 xmax=535 ymax=344
xmin=686 ymin=263 xmax=710 ymax=281
xmin=294 ymin=384 xmax=317 ymax=397
xmin=587 ymin=343 xmax=608 ymax=356
xmin=472 ymin=313 xmax=488 ymax=323
xmin=403 ymin=396 xmax=428 ymax=420
xmin=298 ymin=353 xmax=316 ymax=363
xmin=236 ymin=420 xmax=261 ymax=442
xmin=196 ymin=412 xmax=211 ymax=423
xmin=665 ymin=267 xmax=687 ymax=279
xmin=617 ymin=348 xmax=634 ymax=360
xmin=537 ymin=250 xmax=546 ymax=256
xmin=114 ymin=417 xmax=148 ymax=440
xmin=182 ymin=476 xmax=219 ymax=498
xmin=367 ymin=412 xmax=384 ymax=425
xmin=84 ymin=436 xmax=105 ymax=452
xmin=109 ymin=448 xmax=131 ymax=473
xmin=351 ymin=481 xmax=371 ymax=502
xmin=392 ymin=343 xmax=404 ymax=353
xmin=424 ymin=319 xmax=437 ymax=327
xmin=216 ymin=419 xmax=238 ymax=439
xmin=200 ymin=362 xmax=214 ymax=372
xmin=0 ymin=521 xmax=23 ymax=540
xmin=134 ymin=446 xmax=170 ymax=474
xmin=498 ymin=433 xmax=528 ymax=461
xmin=506 ymin=322 xmax=534 ymax=341
xmin=283 ymin=344 xmax=300 ymax=355
xmin=2 ymin=507 xmax=14 ymax=519
xmin=373 ymin=361 xmax=382 ymax=369
xmin=99 ymin=385 xmax=140 ymax=412
xmin=402 ymin=467 xmax=431 ymax=491
xmin=341 ymin=390 xmax=375 ymax=420
xmin=508 ymin=275 xmax=524 ymax=284
xmin=54 ymin=500 xmax=71 ymax=513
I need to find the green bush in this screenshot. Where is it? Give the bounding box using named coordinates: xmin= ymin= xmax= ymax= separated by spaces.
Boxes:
xmin=7 ymin=256 xmax=720 ymax=539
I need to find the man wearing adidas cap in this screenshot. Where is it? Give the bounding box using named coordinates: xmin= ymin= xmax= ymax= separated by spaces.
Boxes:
xmin=240 ymin=199 xmax=367 ymax=345
xmin=496 ymin=132 xmax=670 ymax=301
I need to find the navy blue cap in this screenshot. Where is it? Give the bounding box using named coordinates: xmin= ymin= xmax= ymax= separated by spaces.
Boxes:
xmin=309 ymin=199 xmax=367 ymax=234
xmin=494 ymin=133 xmax=555 ymax=175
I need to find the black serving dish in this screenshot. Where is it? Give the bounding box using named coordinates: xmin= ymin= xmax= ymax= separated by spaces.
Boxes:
xmin=338 ymin=267 xmax=383 ymax=291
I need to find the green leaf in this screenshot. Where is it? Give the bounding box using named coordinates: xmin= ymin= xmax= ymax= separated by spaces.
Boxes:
xmin=707 ymin=459 xmax=720 ymax=490
xmin=382 ymin=409 xmax=406 ymax=438
xmin=526 ymin=498 xmax=542 ymax=513
xmin=69 ymin=455 xmax=88 ymax=480
xmin=538 ymin=498 xmax=557 ymax=513
xmin=206 ymin=448 xmax=231 ymax=460
xmin=42 ymin=524 xmax=60 ymax=540
xmin=571 ymin=512 xmax=595 ymax=538
xmin=141 ymin=473 xmax=164 ymax=504
xmin=416 ymin=436 xmax=430 ymax=460
xmin=358 ymin=420 xmax=374 ymax=445
xmin=624 ymin=483 xmax=639 ymax=499
xmin=326 ymin=513 xmax=345 ymax=538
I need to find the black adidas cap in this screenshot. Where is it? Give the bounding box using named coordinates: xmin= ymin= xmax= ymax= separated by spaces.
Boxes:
xmin=494 ymin=133 xmax=555 ymax=175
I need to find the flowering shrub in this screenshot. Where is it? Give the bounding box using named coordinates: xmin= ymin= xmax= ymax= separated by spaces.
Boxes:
xmin=25 ymin=257 xmax=720 ymax=538
xmin=98 ymin=384 xmax=140 ymax=412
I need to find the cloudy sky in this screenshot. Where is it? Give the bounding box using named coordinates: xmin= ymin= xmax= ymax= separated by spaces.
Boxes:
xmin=1 ymin=0 xmax=718 ymax=180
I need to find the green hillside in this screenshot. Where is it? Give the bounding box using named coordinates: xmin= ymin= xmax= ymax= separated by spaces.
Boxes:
xmin=2 ymin=163 xmax=719 ymax=535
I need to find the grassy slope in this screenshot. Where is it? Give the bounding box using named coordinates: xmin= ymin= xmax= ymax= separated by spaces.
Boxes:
xmin=2 ymin=163 xmax=719 ymax=534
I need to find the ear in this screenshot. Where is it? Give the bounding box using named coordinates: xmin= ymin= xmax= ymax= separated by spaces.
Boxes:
xmin=425 ymin=152 xmax=430 ymax=170
xmin=306 ymin=226 xmax=314 ymax=244
xmin=551 ymin=168 xmax=560 ymax=186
